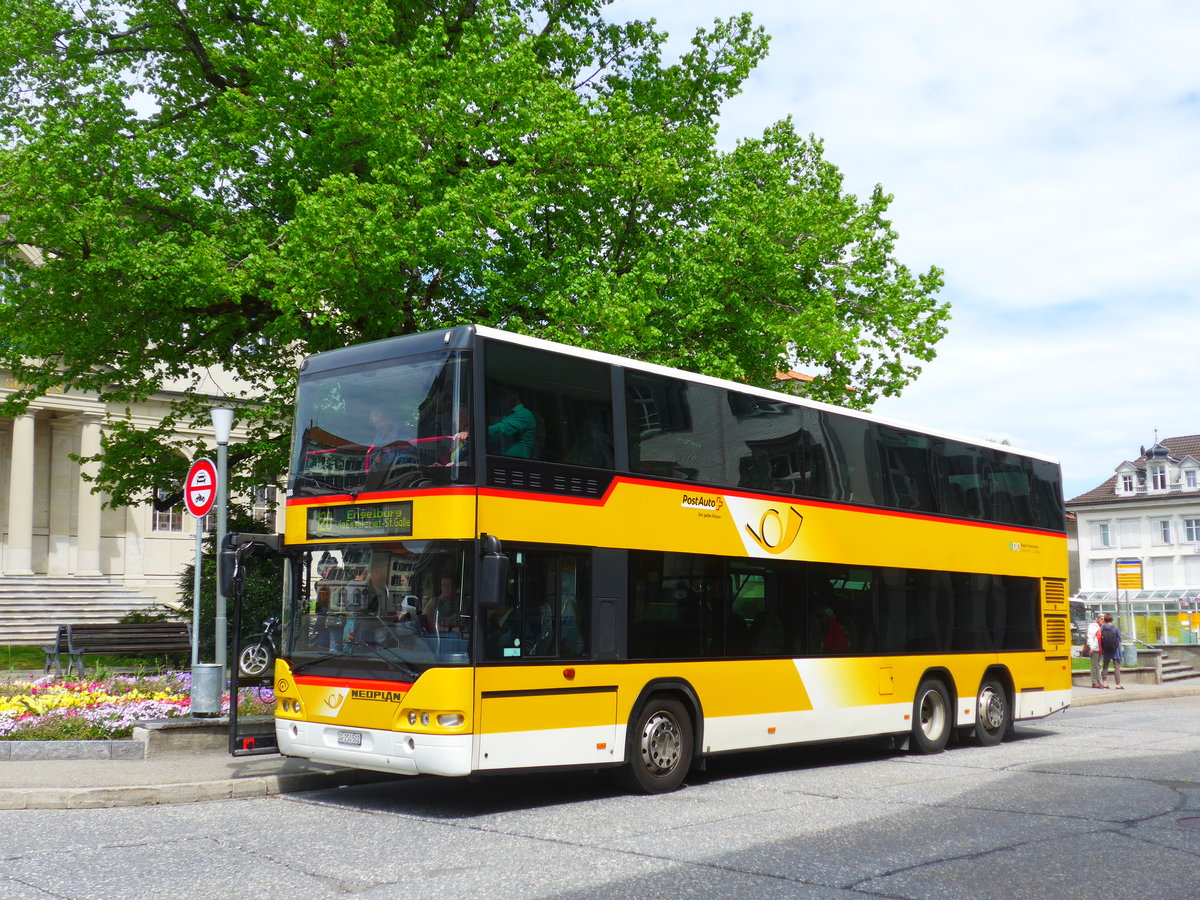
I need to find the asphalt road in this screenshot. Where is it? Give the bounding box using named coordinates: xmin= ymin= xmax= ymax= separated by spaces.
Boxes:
xmin=5 ymin=695 xmax=1200 ymax=899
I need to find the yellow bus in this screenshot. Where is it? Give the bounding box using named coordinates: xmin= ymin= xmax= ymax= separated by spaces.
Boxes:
xmin=239 ymin=324 xmax=1070 ymax=792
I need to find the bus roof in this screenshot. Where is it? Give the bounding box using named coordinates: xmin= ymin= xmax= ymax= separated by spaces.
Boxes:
xmin=300 ymin=324 xmax=1061 ymax=467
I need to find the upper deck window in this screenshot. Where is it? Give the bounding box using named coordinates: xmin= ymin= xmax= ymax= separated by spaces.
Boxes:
xmin=292 ymin=352 xmax=471 ymax=496
xmin=483 ymin=341 xmax=613 ymax=468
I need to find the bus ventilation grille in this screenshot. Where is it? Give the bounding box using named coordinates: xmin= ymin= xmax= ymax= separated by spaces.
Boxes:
xmin=1044 ymin=619 xmax=1068 ymax=645
xmin=1043 ymin=580 xmax=1067 ymax=604
xmin=490 ymin=463 xmax=604 ymax=498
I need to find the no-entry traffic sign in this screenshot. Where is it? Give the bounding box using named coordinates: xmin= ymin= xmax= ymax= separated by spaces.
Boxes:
xmin=184 ymin=457 xmax=218 ymax=518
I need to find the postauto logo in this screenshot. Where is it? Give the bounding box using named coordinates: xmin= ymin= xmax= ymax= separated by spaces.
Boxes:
xmin=719 ymin=496 xmax=805 ymax=557
xmin=744 ymin=505 xmax=805 ymax=554
xmin=681 ymin=492 xmax=725 ymax=513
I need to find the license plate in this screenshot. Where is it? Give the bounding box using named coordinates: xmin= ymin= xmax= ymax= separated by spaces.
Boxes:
xmin=336 ymin=730 xmax=363 ymax=747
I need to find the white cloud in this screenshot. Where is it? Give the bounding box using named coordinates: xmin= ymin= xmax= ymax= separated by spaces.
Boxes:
xmin=608 ymin=0 xmax=1200 ymax=500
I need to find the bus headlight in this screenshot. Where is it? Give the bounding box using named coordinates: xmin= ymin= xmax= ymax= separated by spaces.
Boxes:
xmin=437 ymin=713 xmax=464 ymax=728
xmin=408 ymin=711 xmax=417 ymax=725
xmin=420 ymin=712 xmax=430 ymax=726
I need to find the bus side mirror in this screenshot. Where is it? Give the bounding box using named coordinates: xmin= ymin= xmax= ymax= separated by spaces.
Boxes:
xmin=478 ymin=534 xmax=509 ymax=610
xmin=219 ymin=547 xmax=244 ymax=599
xmin=219 ymin=532 xmax=282 ymax=599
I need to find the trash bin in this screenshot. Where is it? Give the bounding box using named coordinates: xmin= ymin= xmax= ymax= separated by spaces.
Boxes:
xmin=190 ymin=663 xmax=224 ymax=717
xmin=1123 ymin=645 xmax=1138 ymax=667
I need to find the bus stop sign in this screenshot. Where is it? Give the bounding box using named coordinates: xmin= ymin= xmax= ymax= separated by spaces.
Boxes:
xmin=184 ymin=457 xmax=218 ymax=518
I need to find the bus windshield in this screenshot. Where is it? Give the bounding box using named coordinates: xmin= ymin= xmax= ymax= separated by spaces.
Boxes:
xmin=291 ymin=351 xmax=470 ymax=497
xmin=283 ymin=540 xmax=473 ymax=675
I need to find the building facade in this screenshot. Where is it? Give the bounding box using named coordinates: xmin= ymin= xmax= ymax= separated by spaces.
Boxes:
xmin=1066 ymin=435 xmax=1200 ymax=644
xmin=1 ymin=368 xmax=274 ymax=642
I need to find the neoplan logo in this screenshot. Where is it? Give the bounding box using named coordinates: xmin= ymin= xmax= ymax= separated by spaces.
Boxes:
xmin=350 ymin=689 xmax=406 ymax=703
xmin=745 ymin=506 xmax=804 ymax=555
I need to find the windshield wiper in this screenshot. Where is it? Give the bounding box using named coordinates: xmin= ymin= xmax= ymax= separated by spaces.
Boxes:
xmin=293 ymin=473 xmax=359 ymax=500
xmin=290 ymin=653 xmax=343 ymax=675
xmin=349 ymin=641 xmax=421 ymax=682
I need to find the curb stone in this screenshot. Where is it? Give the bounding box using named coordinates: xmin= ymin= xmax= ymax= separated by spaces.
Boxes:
xmin=0 ymin=767 xmax=394 ymax=810
xmin=2 ymin=739 xmax=147 ymax=760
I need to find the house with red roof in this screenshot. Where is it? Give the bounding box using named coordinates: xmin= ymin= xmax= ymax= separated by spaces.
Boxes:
xmin=1066 ymin=435 xmax=1200 ymax=643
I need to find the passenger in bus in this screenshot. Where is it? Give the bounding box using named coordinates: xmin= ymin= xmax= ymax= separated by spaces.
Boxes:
xmin=751 ymin=611 xmax=785 ymax=655
xmin=368 ymin=408 xmax=405 ymax=447
xmin=524 ymin=596 xmax=556 ymax=655
xmin=485 ymin=600 xmax=519 ymax=658
xmin=422 ymin=576 xmax=462 ymax=632
xmin=324 ymin=608 xmax=345 ymax=653
xmin=312 ymin=596 xmax=330 ymax=651
xmin=487 ymin=385 xmax=537 ymax=458
xmin=820 ymin=608 xmax=848 ymax=653
xmin=442 ymin=408 xmax=471 ymax=466
xmin=394 ymin=595 xmax=421 ymax=628
xmin=724 ymin=613 xmax=750 ymax=656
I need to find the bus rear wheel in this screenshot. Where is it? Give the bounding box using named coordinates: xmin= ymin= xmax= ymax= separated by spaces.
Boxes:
xmin=911 ymin=678 xmax=951 ymax=754
xmin=619 ymin=697 xmax=693 ymax=794
xmin=972 ymin=678 xmax=1010 ymax=746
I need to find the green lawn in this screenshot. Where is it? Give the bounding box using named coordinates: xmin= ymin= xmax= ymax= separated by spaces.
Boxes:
xmin=2 ymin=644 xmax=187 ymax=676
xmin=2 ymin=645 xmax=43 ymax=670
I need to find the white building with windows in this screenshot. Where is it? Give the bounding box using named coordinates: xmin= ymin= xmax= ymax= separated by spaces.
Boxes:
xmin=0 ymin=368 xmax=275 ymax=643
xmin=1066 ymin=435 xmax=1200 ymax=644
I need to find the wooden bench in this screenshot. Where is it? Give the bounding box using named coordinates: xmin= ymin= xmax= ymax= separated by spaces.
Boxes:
xmin=43 ymin=622 xmax=192 ymax=678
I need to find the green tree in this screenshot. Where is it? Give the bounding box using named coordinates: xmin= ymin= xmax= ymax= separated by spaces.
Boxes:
xmin=0 ymin=0 xmax=947 ymax=506
xmin=176 ymin=506 xmax=284 ymax=662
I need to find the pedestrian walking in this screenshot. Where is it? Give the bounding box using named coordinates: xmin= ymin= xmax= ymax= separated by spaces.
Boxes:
xmin=1100 ymin=613 xmax=1123 ymax=689
xmin=1087 ymin=612 xmax=1104 ymax=688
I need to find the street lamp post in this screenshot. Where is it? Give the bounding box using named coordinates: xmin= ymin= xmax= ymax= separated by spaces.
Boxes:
xmin=211 ymin=407 xmax=235 ymax=677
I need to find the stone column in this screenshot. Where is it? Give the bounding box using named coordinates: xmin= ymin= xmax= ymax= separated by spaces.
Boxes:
xmin=75 ymin=415 xmax=104 ymax=576
xmin=5 ymin=413 xmax=36 ymax=575
xmin=47 ymin=419 xmax=74 ymax=575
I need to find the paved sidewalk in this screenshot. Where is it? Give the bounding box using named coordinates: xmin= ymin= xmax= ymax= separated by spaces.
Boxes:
xmin=0 ymin=748 xmax=393 ymax=810
xmin=0 ymin=716 xmax=396 ymax=810
xmin=1067 ymin=678 xmax=1200 ymax=706
xmin=3 ymin=681 xmax=1198 ymax=810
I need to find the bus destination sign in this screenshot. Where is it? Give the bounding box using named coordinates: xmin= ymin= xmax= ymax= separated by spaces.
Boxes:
xmin=306 ymin=501 xmax=413 ymax=539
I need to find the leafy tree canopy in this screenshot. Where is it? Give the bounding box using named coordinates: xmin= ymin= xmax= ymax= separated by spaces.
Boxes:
xmin=0 ymin=0 xmax=947 ymax=507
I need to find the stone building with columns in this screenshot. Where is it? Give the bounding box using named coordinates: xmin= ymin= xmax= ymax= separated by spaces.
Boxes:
xmin=0 ymin=368 xmax=270 ymax=643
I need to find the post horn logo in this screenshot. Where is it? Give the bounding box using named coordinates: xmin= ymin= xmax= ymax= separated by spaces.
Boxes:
xmin=324 ymin=691 xmax=346 ymax=710
xmin=745 ymin=506 xmax=804 ymax=555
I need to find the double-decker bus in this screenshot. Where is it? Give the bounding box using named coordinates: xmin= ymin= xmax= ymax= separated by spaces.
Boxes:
xmin=238 ymin=324 xmax=1070 ymax=792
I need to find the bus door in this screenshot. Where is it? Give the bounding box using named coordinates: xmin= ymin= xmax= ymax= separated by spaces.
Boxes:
xmin=476 ymin=549 xmax=616 ymax=770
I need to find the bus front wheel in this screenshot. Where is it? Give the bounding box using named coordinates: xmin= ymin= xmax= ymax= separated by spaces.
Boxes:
xmin=911 ymin=678 xmax=951 ymax=754
xmin=619 ymin=697 xmax=693 ymax=794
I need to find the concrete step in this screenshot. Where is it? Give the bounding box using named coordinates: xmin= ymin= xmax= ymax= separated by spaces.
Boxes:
xmin=1157 ymin=651 xmax=1200 ymax=683
xmin=0 ymin=577 xmax=161 ymax=645
xmin=1163 ymin=670 xmax=1200 ymax=683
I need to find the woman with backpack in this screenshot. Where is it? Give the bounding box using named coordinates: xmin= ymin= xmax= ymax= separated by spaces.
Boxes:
xmin=1100 ymin=613 xmax=1123 ymax=689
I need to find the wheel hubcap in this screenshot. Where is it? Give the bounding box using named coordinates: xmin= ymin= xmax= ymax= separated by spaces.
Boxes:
xmin=919 ymin=690 xmax=946 ymax=740
xmin=979 ymin=687 xmax=1005 ymax=731
xmin=640 ymin=712 xmax=682 ymax=774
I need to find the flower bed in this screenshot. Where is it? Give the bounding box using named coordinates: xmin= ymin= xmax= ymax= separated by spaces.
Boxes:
xmin=0 ymin=671 xmax=274 ymax=741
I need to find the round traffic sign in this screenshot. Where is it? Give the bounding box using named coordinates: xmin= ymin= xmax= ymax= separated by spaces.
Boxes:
xmin=184 ymin=457 xmax=218 ymax=518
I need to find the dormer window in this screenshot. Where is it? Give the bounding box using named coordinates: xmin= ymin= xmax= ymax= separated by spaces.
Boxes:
xmin=1121 ymin=474 xmax=1134 ymax=493
xmin=1187 ymin=470 xmax=1198 ymax=489
xmin=1150 ymin=466 xmax=1167 ymax=491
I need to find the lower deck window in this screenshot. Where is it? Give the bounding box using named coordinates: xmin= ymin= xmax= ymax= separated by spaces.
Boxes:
xmin=628 ymin=550 xmax=1039 ymax=660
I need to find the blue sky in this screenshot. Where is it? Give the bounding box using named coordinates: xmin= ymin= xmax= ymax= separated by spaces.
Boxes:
xmin=607 ymin=0 xmax=1200 ymax=501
